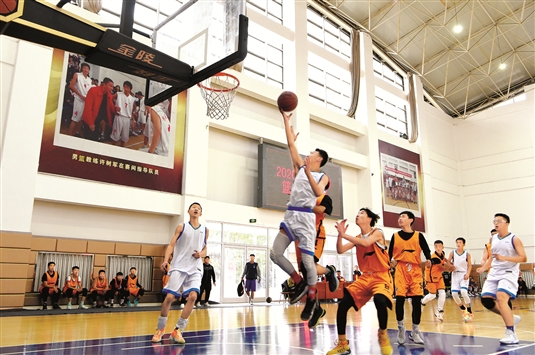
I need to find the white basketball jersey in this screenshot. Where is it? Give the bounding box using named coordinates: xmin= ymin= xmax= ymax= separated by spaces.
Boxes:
xmin=115 ymin=92 xmax=136 ymax=118
xmin=169 ymin=222 xmax=207 ymax=275
xmin=73 ymin=73 xmax=92 ymax=101
xmin=151 ymin=105 xmax=171 ymax=156
xmin=288 ymin=167 xmax=324 ymax=208
xmin=490 ymin=233 xmax=520 ymax=274
xmin=453 ymin=250 xmax=468 ymax=273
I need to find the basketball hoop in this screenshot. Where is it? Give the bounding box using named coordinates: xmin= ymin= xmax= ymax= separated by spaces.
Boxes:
xmin=197 ymin=72 xmax=240 ymax=120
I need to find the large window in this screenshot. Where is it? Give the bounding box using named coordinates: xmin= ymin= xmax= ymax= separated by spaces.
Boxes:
xmin=243 ymin=23 xmax=284 ymax=88
xmin=247 ymin=0 xmax=283 ymax=24
xmin=307 ymin=6 xmax=351 ymax=59
xmin=373 ymin=52 xmax=405 ymax=91
xmin=308 ymin=53 xmax=351 ymax=113
xmin=375 ymin=87 xmax=409 ymax=137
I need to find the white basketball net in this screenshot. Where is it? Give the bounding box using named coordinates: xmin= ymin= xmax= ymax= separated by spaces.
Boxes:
xmin=197 ymin=73 xmax=240 ymax=120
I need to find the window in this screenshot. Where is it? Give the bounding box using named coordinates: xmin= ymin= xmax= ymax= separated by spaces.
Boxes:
xmin=247 ymin=0 xmax=283 ymax=24
xmin=106 ymin=256 xmax=153 ymax=291
xmin=373 ymin=52 xmax=405 ymax=91
xmin=243 ymin=23 xmax=284 ymax=88
xmin=376 ymin=87 xmax=409 ymax=137
xmin=33 ymin=253 xmax=94 ymax=291
xmin=308 ymin=53 xmax=351 ymax=113
xmin=307 ymin=6 xmax=351 ymax=59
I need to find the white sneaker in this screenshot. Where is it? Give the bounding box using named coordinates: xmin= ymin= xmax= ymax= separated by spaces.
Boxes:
xmin=397 ymin=325 xmax=406 ymax=345
xmin=67 ymin=302 xmax=72 ymax=310
xmin=409 ymin=330 xmax=424 ymax=344
xmin=514 ymin=315 xmax=521 ymax=327
xmin=434 ymin=312 xmax=444 ymax=322
xmin=499 ymin=329 xmax=519 ymax=344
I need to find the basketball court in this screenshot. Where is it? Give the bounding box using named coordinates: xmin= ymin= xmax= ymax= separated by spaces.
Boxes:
xmin=1 ymin=298 xmax=534 ymax=354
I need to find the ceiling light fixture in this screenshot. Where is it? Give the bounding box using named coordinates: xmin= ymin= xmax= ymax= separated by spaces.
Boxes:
xmin=496 ymin=29 xmax=505 ymax=70
xmin=452 ymin=0 xmax=462 ymax=33
xmin=499 ymin=63 xmax=506 ymax=70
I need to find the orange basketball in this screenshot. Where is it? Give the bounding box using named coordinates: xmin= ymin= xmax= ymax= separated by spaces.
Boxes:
xmin=277 ymin=91 xmax=298 ymax=112
xmin=0 ymin=0 xmax=18 ymax=15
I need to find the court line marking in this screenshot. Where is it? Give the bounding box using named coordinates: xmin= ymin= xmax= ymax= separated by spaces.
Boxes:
xmin=121 ymin=341 xmax=320 ymax=353
xmin=486 ymin=343 xmax=535 ymax=355
xmin=453 ymin=344 xmax=484 ymax=347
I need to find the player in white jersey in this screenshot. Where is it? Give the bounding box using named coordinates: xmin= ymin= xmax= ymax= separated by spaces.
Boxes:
xmin=68 ymin=63 xmax=92 ymax=136
xmin=110 ymin=81 xmax=137 ymax=145
xmin=147 ymin=103 xmax=171 ymax=156
xmin=152 ymin=202 xmax=208 ymax=344
xmin=477 ymin=213 xmax=526 ymax=345
xmin=447 ymin=237 xmax=473 ymax=322
xmin=270 ymin=109 xmax=330 ymax=322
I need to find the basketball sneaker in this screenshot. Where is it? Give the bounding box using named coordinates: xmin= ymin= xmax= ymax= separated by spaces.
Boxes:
xmin=134 ymin=299 xmax=139 ymax=307
xmin=499 ymin=329 xmax=519 ymax=344
xmin=378 ymin=329 xmax=393 ymax=355
xmin=462 ymin=310 xmax=473 ymax=323
xmin=79 ymin=303 xmax=88 ymax=310
xmin=289 ymin=280 xmax=308 ymax=304
xmin=325 ymin=265 xmax=339 ymax=292
xmin=326 ymin=339 xmax=350 ymax=355
xmin=67 ymin=302 xmax=72 ymax=310
xmin=170 ymin=328 xmax=185 ymax=344
xmin=307 ymin=304 xmax=326 ymax=328
xmin=301 ymin=297 xmax=316 ymax=321
xmin=42 ymin=303 xmax=47 ymax=310
xmin=434 ymin=311 xmax=444 ymax=322
xmin=152 ymin=329 xmax=165 ymax=343
xmin=127 ymin=300 xmax=132 ymax=307
xmin=397 ymin=325 xmax=406 ymax=344
xmin=409 ymin=330 xmax=424 ymax=344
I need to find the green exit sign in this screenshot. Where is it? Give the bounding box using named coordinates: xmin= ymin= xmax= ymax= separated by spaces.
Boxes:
xmin=249 ymin=219 xmax=257 ymax=223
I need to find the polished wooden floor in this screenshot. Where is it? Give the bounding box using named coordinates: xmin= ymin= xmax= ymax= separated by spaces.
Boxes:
xmin=1 ymin=296 xmax=534 ymax=354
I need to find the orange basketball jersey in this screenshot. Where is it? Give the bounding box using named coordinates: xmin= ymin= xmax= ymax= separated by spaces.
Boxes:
xmin=91 ymin=277 xmax=108 ymax=292
xmin=63 ymin=274 xmax=80 ymax=293
xmin=425 ymin=251 xmax=445 ymax=283
xmin=315 ymin=195 xmax=327 ymax=239
xmin=355 ymin=230 xmax=391 ymax=273
xmin=127 ymin=275 xmax=139 ymax=289
xmin=392 ymin=231 xmax=422 ymax=264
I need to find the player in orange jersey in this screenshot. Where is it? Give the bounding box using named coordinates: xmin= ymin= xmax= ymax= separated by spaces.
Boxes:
xmin=389 ymin=211 xmax=431 ymax=345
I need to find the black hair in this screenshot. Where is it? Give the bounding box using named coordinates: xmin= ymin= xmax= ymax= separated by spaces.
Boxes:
xmin=399 ymin=211 xmax=415 ymax=225
xmin=130 ymin=267 xmax=136 ymax=271
xmin=98 ymin=269 xmax=105 ymax=274
xmin=359 ymin=207 xmax=380 ymax=227
xmin=494 ymin=213 xmax=510 ymax=224
xmin=434 ymin=240 xmax=443 ymax=245
xmin=204 ymin=256 xmax=210 ymax=259
xmin=102 ymin=77 xmax=114 ymax=85
xmin=189 ymin=202 xmax=202 ymax=211
xmin=116 ymin=272 xmax=123 ymax=276
xmin=123 ymin=81 xmax=132 ymax=90
xmin=72 ymin=266 xmax=79 ymax=271
xmin=490 ymin=228 xmax=497 ymax=234
xmin=456 ymin=237 xmax=466 ymax=245
xmin=315 ymin=148 xmax=329 ymax=167
xmin=48 ymin=261 xmax=55 ymax=267
xmin=250 ymin=254 xmax=255 ymax=257
xmin=80 ymin=63 xmax=90 ymax=70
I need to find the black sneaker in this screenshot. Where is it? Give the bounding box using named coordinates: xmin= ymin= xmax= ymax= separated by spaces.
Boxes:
xmin=325 ymin=265 xmax=339 ymax=292
xmin=110 ymin=303 xmax=114 ymax=308
xmin=307 ymin=304 xmax=326 ymax=328
xmin=120 ymin=303 xmax=126 ymax=307
xmin=103 ymin=304 xmax=110 ymax=308
xmin=301 ymin=297 xmax=317 ymax=321
xmin=289 ymin=280 xmax=308 ymax=304
xmin=42 ymin=303 xmax=48 ymax=310
xmin=53 ymin=303 xmax=61 ymax=310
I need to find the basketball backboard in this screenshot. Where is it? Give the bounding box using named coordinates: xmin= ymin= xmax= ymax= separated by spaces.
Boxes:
xmin=0 ymin=0 xmax=248 ymax=106
xmin=145 ymin=0 xmax=248 ymax=105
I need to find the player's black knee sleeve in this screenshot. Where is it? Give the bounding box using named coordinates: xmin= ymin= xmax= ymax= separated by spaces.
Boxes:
xmin=395 ymin=296 xmax=405 ymax=321
xmin=481 ymin=297 xmax=495 ymax=310
xmin=373 ymin=294 xmax=390 ymax=329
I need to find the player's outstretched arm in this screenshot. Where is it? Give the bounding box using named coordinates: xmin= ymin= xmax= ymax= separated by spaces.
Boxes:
xmin=281 ymin=110 xmax=303 ymax=173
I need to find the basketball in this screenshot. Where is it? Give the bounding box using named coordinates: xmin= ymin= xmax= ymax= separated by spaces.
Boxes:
xmin=266 ymin=297 xmax=272 ymax=303
xmin=277 ymin=91 xmax=298 ymax=112
xmin=0 ymin=0 xmax=18 ymax=15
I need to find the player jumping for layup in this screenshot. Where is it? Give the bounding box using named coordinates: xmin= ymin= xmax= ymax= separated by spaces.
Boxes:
xmin=270 ymin=110 xmax=330 ymax=322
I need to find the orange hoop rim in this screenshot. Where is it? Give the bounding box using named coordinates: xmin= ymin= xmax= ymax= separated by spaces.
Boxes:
xmin=197 ymin=72 xmax=240 ymax=93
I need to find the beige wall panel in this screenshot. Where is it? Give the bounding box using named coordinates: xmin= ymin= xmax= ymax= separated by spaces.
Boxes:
xmin=31 ymin=237 xmax=57 ymax=252
xmin=56 ymin=239 xmax=87 ymax=253
xmin=0 ymin=232 xmax=32 ymax=248
xmin=87 ymin=241 xmax=115 ymax=254
xmin=0 ymin=248 xmax=30 ymax=264
xmin=115 ymin=243 xmax=141 ymax=256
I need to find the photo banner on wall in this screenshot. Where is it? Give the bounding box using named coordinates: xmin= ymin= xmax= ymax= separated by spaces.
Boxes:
xmin=38 ymin=49 xmax=186 ymax=194
xmin=378 ymin=140 xmax=425 ymax=232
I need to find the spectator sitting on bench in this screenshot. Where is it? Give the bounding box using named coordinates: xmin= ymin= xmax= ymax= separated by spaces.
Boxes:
xmin=123 ymin=267 xmax=145 ymax=307
xmin=63 ymin=266 xmax=88 ymax=309
xmin=336 ymin=270 xmax=345 ymax=283
xmin=108 ymin=272 xmax=127 ymax=307
xmin=468 ymin=277 xmax=479 ymax=296
xmin=90 ymin=270 xmax=110 ymax=308
xmin=40 ymin=261 xmax=61 ymax=310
